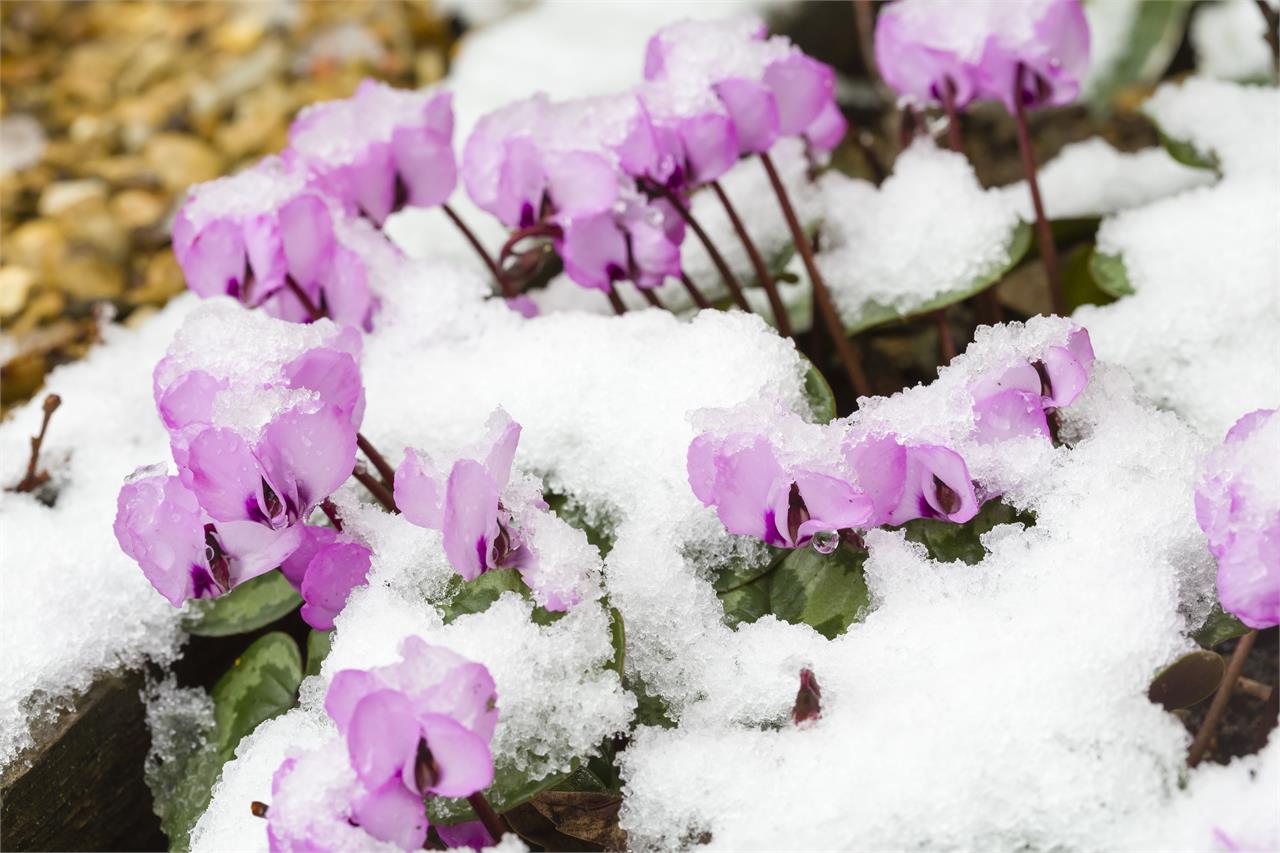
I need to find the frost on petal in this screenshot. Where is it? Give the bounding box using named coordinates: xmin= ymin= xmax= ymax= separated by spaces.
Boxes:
xmin=155 ymin=369 xmax=225 ymax=433
xmin=300 ymin=541 xmax=372 ymax=630
xmin=481 ymin=408 xmax=522 ymax=489
xmin=282 ymin=347 xmax=367 ymax=430
xmin=973 ymin=389 xmax=1050 ymax=442
xmin=442 ymin=460 xmax=501 ymax=581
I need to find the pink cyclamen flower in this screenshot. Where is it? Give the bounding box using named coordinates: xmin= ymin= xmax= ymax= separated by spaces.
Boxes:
xmin=642 ymin=18 xmax=846 ymax=161
xmin=172 ymin=155 xmax=376 ymax=329
xmin=1195 ymin=409 xmax=1280 ymax=630
xmin=970 ymin=325 xmax=1094 ymax=442
xmin=873 ymin=0 xmax=1089 ymax=114
xmin=844 ymin=434 xmax=980 ymax=526
xmin=394 ymin=409 xmax=578 ymax=610
xmin=280 ymin=526 xmax=372 ymax=631
xmin=289 ymin=79 xmax=457 ymax=225
xmin=687 ymin=433 xmax=874 ymax=550
xmin=323 ymin=637 xmax=497 ymax=849
xmin=114 ymin=471 xmax=301 ymax=606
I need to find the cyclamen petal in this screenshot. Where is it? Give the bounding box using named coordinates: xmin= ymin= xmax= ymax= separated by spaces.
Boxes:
xmin=347 ymin=690 xmax=420 ymax=789
xmin=442 ymin=459 xmax=502 ymax=581
xmin=413 ymin=714 xmax=495 ymax=798
xmin=395 ymin=449 xmax=447 ymax=529
xmin=763 ymin=54 xmax=833 ymax=136
xmin=258 ymin=405 xmax=359 ymax=518
xmin=280 ymin=524 xmax=339 ymax=589
xmin=350 ymin=779 xmax=430 ymax=851
xmin=299 ymin=541 xmax=372 ymax=631
xmin=185 ymin=428 xmax=270 ymax=525
xmin=1195 ymin=409 xmax=1280 ymax=630
xmin=713 ymin=78 xmax=781 ymax=155
xmin=113 ymin=474 xmax=209 ymax=607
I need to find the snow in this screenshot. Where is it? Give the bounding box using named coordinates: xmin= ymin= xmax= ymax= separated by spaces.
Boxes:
xmin=1000 ymin=137 xmax=1214 ymax=220
xmin=815 ymin=139 xmax=1022 ymax=327
xmin=0 ymin=299 xmax=194 ymax=766
xmin=1192 ymin=0 xmax=1277 ymax=82
xmin=1076 ymin=78 xmax=1280 ymax=437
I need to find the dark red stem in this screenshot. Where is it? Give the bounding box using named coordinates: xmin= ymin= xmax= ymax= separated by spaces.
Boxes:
xmin=442 ymin=203 xmax=515 ymax=298
xmin=1012 ymin=64 xmax=1066 ymax=317
xmin=466 ymin=792 xmax=509 ymax=844
xmin=353 ymin=467 xmax=397 ymax=513
xmin=940 ymin=75 xmax=963 ymax=155
xmin=646 ymin=181 xmax=752 ymax=312
xmin=637 ymin=286 xmax=666 ymax=311
xmin=605 ymin=286 xmax=627 ymax=315
xmin=679 ymin=273 xmax=711 ymax=309
xmin=357 ymin=433 xmax=396 ymax=488
xmin=320 ymin=498 xmax=344 ymax=531
xmin=1188 ymin=630 xmax=1258 ymax=767
xmin=933 ymin=310 xmax=957 ymax=364
xmin=759 ymin=153 xmax=872 ymax=399
xmin=284 ymin=276 xmax=323 ymax=322
xmin=711 ymin=180 xmax=792 ymax=336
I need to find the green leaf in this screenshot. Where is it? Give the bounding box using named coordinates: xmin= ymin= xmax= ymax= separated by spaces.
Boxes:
xmin=1062 ymin=245 xmax=1116 ymax=312
xmin=718 ymin=576 xmax=772 ymax=628
xmin=1148 ymin=650 xmax=1225 ymax=710
xmin=1087 ymin=0 xmax=1191 ymax=112
xmin=801 ymin=358 xmax=837 ymax=424
xmin=211 ymin=631 xmax=303 ymax=755
xmin=145 ymin=688 xmax=221 ymax=851
xmin=842 ymin=222 xmax=1032 ymax=336
xmin=1194 ymin=606 xmax=1251 ymax=649
xmin=1157 ymin=127 xmax=1220 ymax=173
xmin=429 ymin=763 xmax=577 ymax=824
xmin=711 ymin=544 xmax=787 ymax=593
xmin=305 ymin=629 xmax=333 ymax=679
xmin=769 ymin=545 xmax=870 ymax=640
xmin=182 ymin=570 xmax=302 ymax=637
xmin=154 ymin=634 xmax=303 ymax=849
xmin=1089 ymin=251 xmax=1135 ymax=298
xmin=902 ymin=500 xmax=1034 ymax=566
xmin=441 ymin=569 xmax=526 ymax=624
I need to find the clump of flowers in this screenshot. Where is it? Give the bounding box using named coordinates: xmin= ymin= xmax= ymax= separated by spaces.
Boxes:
xmin=395 ymin=409 xmax=578 ymax=611
xmin=266 ymin=637 xmax=499 ymax=851
xmin=1195 ymin=408 xmax=1280 ymax=630
xmin=114 ymin=318 xmax=372 ymax=628
xmin=172 ymin=155 xmax=379 ymax=330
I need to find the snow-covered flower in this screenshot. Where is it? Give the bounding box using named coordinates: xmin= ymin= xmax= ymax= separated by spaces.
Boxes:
xmin=289 ymin=79 xmax=457 ymax=225
xmin=395 ymin=409 xmax=574 ymax=610
xmin=113 ymin=472 xmax=300 ymax=606
xmin=1195 ymin=408 xmax=1280 ymax=629
xmin=687 ymin=432 xmax=873 ymax=550
xmin=266 ymin=638 xmax=498 ymax=851
xmin=874 ymin=0 xmax=1090 ymax=113
xmin=969 ymin=325 xmax=1095 ymax=441
xmin=641 ymin=18 xmax=846 ymax=163
xmin=172 ymin=155 xmax=376 ymax=329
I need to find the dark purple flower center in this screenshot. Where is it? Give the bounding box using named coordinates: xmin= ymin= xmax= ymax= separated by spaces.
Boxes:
xmin=786 ymin=482 xmax=810 ymax=545
xmin=1032 ymin=360 xmax=1053 ymax=399
xmin=414 ymin=736 xmax=440 ymax=794
xmin=792 ymin=667 xmax=822 ymax=724
xmin=203 ymin=523 xmax=231 ymax=592
xmin=933 ymin=476 xmax=961 ymax=516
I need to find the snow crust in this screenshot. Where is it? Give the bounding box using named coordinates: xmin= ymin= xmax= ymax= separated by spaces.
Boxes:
xmin=1077 ymin=78 xmax=1280 ymax=436
xmin=1191 ymin=0 xmax=1277 ymax=82
xmin=817 ymin=140 xmax=1021 ymax=324
xmin=0 ymin=300 xmax=194 ymax=766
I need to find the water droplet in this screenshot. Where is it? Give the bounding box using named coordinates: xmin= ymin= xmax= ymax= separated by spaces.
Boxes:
xmin=811 ymin=530 xmax=839 ymax=555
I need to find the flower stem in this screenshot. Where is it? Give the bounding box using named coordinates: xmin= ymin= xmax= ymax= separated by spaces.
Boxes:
xmin=933 ymin=310 xmax=957 ymax=363
xmin=679 ymin=273 xmax=711 ymax=310
xmin=1188 ymin=629 xmax=1258 ymax=767
xmin=711 ymin=180 xmax=792 ymax=336
xmin=1012 ymin=64 xmax=1066 ymax=317
xmin=356 ymin=433 xmax=396 ymax=488
xmin=284 ymin=275 xmax=324 ymax=321
xmin=645 ymin=181 xmax=752 ymax=313
xmin=940 ymin=76 xmax=964 ymax=157
xmin=442 ymin=203 xmax=515 ymax=299
xmin=320 ymin=498 xmax=344 ymax=531
xmin=353 ymin=466 xmax=397 ymax=513
xmin=1255 ymin=0 xmax=1279 ymax=79
xmin=637 ymin=285 xmax=666 ymax=311
xmin=759 ymin=152 xmax=872 ymax=399
xmin=466 ymin=792 xmax=509 ymax=843
xmin=605 ymin=286 xmax=627 ymax=315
